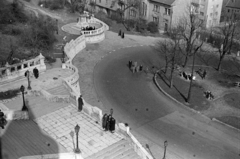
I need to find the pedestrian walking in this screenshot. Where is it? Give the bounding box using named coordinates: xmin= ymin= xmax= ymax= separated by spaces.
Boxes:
xmin=134 ymin=61 xmax=137 ymax=68
xmin=131 ymin=65 xmax=135 ymax=73
xmin=109 ymin=116 xmax=116 ymax=133
xmin=102 ymin=114 xmax=108 ymax=130
xmin=78 ymin=95 xmax=84 ymax=112
xmin=106 ymin=114 xmax=112 ymax=131
xmin=129 ymin=60 xmax=132 ymax=68
xmin=136 ymin=65 xmax=140 ymax=73
xmin=202 ymin=70 xmax=207 ymax=79
xmin=139 ymin=65 xmax=143 ymax=71
xmin=118 ymin=29 xmax=122 ymax=36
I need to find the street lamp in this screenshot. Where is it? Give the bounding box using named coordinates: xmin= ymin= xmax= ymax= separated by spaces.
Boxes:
xmin=163 ymin=140 xmax=168 ymax=159
xmin=74 ymin=124 xmax=81 ymax=154
xmin=20 ymin=85 xmax=28 ymax=111
xmin=56 ymin=19 xmax=58 ymax=34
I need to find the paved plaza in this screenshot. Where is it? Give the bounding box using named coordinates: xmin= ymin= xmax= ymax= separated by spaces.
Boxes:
xmin=34 ymin=104 xmax=124 ymax=158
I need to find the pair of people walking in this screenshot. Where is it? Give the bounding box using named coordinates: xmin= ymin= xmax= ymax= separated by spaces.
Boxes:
xmin=129 ymin=61 xmax=143 ymax=73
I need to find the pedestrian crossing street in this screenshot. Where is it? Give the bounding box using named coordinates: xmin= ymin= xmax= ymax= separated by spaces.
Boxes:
xmin=34 ymin=104 xmax=123 ymax=158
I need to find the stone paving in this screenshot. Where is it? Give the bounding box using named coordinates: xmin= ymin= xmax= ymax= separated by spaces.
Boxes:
xmin=34 ymin=104 xmax=124 ymax=158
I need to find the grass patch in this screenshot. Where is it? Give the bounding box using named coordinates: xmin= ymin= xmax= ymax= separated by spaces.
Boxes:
xmin=216 ymin=116 xmax=240 ymax=130
xmin=224 ymin=93 xmax=240 ymax=109
xmin=157 ymin=71 xmax=210 ymax=111
xmin=0 ymin=89 xmax=21 ymax=100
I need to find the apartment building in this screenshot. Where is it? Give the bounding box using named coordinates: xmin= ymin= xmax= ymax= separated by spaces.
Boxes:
xmin=144 ymin=0 xmax=174 ymax=32
xmin=221 ymin=0 xmax=240 ymax=22
xmin=204 ymin=0 xmax=223 ymax=28
xmin=171 ymin=0 xmax=223 ymax=28
xmin=93 ymin=0 xmax=120 ymax=16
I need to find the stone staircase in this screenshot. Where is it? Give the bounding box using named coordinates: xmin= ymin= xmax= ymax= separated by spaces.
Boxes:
xmin=86 ymin=139 xmax=141 ymax=159
xmin=46 ymin=84 xmax=70 ymax=95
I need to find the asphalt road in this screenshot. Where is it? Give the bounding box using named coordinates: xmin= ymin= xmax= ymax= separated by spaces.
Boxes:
xmin=93 ymin=46 xmax=240 ymax=159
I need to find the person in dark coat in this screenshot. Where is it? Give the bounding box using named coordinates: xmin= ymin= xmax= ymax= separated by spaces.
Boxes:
xmin=202 ymin=70 xmax=207 ymax=79
xmin=106 ymin=114 xmax=112 ymax=131
xmin=102 ymin=114 xmax=108 ymax=130
xmin=78 ymin=95 xmax=84 ymax=112
xmin=109 ymin=116 xmax=116 ymax=133
xmin=129 ymin=61 xmax=132 ymax=69
xmin=139 ymin=65 xmax=143 ymax=71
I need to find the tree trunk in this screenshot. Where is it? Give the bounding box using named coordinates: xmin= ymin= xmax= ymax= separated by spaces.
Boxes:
xmin=216 ymin=55 xmax=224 ymax=71
xmin=164 ymin=63 xmax=168 ymax=74
xmin=183 ymin=54 xmax=188 ymax=68
xmin=170 ymin=63 xmax=174 ymax=88
xmin=186 ymin=51 xmax=196 ymax=103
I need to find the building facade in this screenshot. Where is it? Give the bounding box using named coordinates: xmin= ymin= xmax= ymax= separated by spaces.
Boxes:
xmin=221 ymin=0 xmax=240 ymax=22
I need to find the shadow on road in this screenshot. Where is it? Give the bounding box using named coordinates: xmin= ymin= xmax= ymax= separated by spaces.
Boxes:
xmin=1 ymin=100 xmax=60 ymax=159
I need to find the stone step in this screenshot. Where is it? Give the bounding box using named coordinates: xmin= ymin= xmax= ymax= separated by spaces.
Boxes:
xmin=2 ymin=120 xmax=63 ymax=159
xmin=4 ymin=95 xmax=68 ymax=119
xmin=0 ymin=75 xmax=26 ymax=86
xmin=46 ymin=84 xmax=70 ymax=96
xmin=86 ymin=139 xmax=140 ymax=159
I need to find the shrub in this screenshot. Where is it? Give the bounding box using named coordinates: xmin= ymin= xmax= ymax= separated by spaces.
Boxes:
xmin=45 ymin=55 xmax=56 ymax=63
xmin=136 ymin=18 xmax=147 ymax=33
xmin=147 ymin=21 xmax=158 ymax=33
xmin=125 ymin=19 xmax=136 ymax=30
xmin=0 ymin=89 xmax=21 ymax=100
xmin=95 ymin=11 xmax=112 ymax=27
xmin=110 ymin=12 xmax=122 ymax=23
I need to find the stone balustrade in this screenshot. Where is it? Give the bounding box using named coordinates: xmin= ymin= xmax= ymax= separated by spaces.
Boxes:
xmin=0 ymin=53 xmax=46 ymax=82
xmin=61 ymin=17 xmax=153 ymax=159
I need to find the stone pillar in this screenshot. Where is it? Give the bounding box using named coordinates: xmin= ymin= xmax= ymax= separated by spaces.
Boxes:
xmin=38 ymin=53 xmax=46 ymax=71
xmin=5 ymin=62 xmax=11 ymax=76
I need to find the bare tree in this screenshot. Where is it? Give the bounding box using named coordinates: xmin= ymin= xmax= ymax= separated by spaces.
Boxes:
xmin=68 ymin=0 xmax=87 ymax=13
xmin=186 ymin=40 xmax=203 ymax=103
xmin=156 ymin=27 xmax=182 ymax=88
xmin=177 ymin=3 xmax=205 ymax=68
xmin=117 ymin=0 xmax=140 ymax=30
xmin=214 ymin=13 xmax=240 ymax=71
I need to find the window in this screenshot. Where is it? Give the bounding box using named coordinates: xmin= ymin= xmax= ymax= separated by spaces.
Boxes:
xmin=215 ymin=12 xmax=218 ymax=16
xmin=165 ymin=8 xmax=171 ymax=15
xmin=200 ymin=12 xmax=204 ymax=16
xmin=142 ymin=2 xmax=147 ymax=16
xmin=228 ymin=9 xmax=230 ymax=12
xmin=153 ymin=5 xmax=160 ymax=13
xmin=153 ymin=16 xmax=159 ymax=23
xmin=210 ymin=13 xmax=213 ymax=17
xmin=130 ymin=9 xmax=136 ymax=17
xmin=216 ymin=4 xmax=219 ymax=8
xmin=99 ymin=0 xmax=101 ymax=3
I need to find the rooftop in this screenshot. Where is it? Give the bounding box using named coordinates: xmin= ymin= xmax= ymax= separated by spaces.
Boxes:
xmin=226 ymin=0 xmax=240 ymax=9
xmin=149 ymin=0 xmax=175 ymax=6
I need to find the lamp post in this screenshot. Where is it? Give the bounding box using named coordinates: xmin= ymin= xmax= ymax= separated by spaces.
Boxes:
xmin=163 ymin=140 xmax=168 ymax=159
xmin=56 ymin=19 xmax=58 ymax=34
xmin=20 ymin=85 xmax=28 ymax=111
xmin=74 ymin=124 xmax=81 ymax=153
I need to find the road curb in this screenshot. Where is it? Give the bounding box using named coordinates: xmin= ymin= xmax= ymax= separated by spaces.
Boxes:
xmin=153 ymin=70 xmax=240 ymax=132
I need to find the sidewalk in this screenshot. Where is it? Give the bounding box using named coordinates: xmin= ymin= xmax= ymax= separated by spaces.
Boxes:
xmin=0 ymin=67 xmax=125 ymax=159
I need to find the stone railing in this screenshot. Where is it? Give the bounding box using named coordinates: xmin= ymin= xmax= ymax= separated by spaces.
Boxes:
xmin=0 ymin=53 xmax=46 ymax=82
xmin=31 ymin=89 xmax=70 ymax=103
xmin=0 ymin=103 xmax=29 ymax=120
xmin=81 ymin=102 xmax=153 ymax=159
xmin=81 ymin=24 xmax=105 ymax=43
xmin=62 ymin=34 xmax=86 ymax=108
xmin=61 ymin=17 xmax=152 ymax=159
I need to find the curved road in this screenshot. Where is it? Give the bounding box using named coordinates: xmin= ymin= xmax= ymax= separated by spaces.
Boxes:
xmin=93 ymin=46 xmax=239 ymax=159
